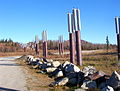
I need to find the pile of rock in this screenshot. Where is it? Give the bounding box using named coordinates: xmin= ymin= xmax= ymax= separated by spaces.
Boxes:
xmin=19 ymin=55 xmax=120 ymax=91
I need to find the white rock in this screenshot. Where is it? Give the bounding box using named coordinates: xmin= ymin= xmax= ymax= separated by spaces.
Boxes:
xmin=101 ymin=86 xmax=114 ymax=91
xmin=62 ymin=61 xmax=70 ymax=68
xmin=51 ymin=61 xmax=61 ymax=68
xmin=107 ymin=71 xmax=120 ymax=89
xmin=74 ymin=88 xmax=86 ymax=91
xmin=46 ymin=67 xmax=57 ymax=73
xmin=55 ymin=70 xmax=64 ymax=78
xmin=55 ymin=77 xmax=69 ymax=86
xmin=46 ymin=59 xmax=53 ymax=63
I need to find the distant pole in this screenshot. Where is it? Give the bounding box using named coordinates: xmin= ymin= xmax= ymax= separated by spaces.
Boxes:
xmin=42 ymin=30 xmax=48 ymax=58
xmin=35 ymin=35 xmax=39 ymax=55
xmin=115 ymin=17 xmax=120 ymax=60
xmin=73 ymin=9 xmax=82 ymax=66
xmin=58 ymin=35 xmax=64 ymax=56
xmin=58 ymin=36 xmax=61 ymax=55
xmin=68 ymin=13 xmax=75 ymax=63
xmin=61 ymin=35 xmax=64 ymax=55
xmin=106 ymin=36 xmax=109 ymax=53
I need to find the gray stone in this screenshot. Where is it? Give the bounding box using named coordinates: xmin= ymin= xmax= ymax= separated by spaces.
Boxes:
xmin=101 ymin=86 xmax=114 ymax=91
xmin=88 ymin=70 xmax=106 ymax=80
xmin=99 ymin=82 xmax=107 ymax=90
xmin=107 ymin=71 xmax=120 ymax=89
xmin=81 ymin=80 xmax=97 ymax=89
xmin=82 ymin=66 xmax=96 ymax=77
xmin=66 ymin=72 xmax=78 ymax=79
xmin=68 ymin=78 xmax=77 ymax=85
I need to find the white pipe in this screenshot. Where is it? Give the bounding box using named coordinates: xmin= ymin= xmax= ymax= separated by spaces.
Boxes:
xmin=116 ymin=17 xmax=120 ymax=34
xmin=76 ymin=9 xmax=81 ymax=31
xmin=73 ymin=9 xmax=78 ymax=31
xmin=68 ymin=13 xmax=72 ymax=33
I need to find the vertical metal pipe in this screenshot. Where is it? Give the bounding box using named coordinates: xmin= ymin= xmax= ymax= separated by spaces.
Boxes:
xmin=75 ymin=30 xmax=82 ymax=66
xmin=69 ymin=33 xmax=75 ymax=63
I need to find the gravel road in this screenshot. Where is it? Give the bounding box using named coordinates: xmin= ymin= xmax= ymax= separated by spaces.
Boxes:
xmin=0 ymin=56 xmax=27 ymax=91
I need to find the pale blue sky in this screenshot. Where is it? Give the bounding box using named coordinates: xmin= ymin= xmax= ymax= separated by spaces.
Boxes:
xmin=0 ymin=0 xmax=119 ymax=44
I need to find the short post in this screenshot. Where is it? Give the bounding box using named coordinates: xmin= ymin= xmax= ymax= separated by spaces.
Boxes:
xmin=35 ymin=35 xmax=39 ymax=55
xmin=58 ymin=35 xmax=64 ymax=56
xmin=69 ymin=33 xmax=75 ymax=63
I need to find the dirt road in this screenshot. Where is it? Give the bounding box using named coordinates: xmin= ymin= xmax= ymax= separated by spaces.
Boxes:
xmin=0 ymin=56 xmax=27 ymax=91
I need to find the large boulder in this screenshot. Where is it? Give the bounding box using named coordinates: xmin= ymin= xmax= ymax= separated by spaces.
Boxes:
xmin=81 ymin=80 xmax=97 ymax=89
xmin=63 ymin=63 xmax=81 ymax=74
xmin=107 ymin=71 xmax=120 ymax=89
xmin=100 ymin=86 xmax=114 ymax=91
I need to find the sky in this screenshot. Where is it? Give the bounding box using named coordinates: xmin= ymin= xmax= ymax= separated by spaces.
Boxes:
xmin=0 ymin=0 xmax=120 ymax=44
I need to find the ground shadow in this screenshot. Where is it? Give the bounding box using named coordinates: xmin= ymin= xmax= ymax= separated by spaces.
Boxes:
xmin=0 ymin=87 xmax=19 ymax=91
xmin=0 ymin=64 xmax=20 ymax=66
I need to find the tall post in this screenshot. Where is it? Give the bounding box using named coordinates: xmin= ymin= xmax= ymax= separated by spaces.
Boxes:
xmin=68 ymin=13 xmax=75 ymax=63
xmin=42 ymin=30 xmax=48 ymax=58
xmin=75 ymin=31 xmax=82 ymax=65
xmin=115 ymin=17 xmax=120 ymax=60
xmin=73 ymin=9 xmax=82 ymax=66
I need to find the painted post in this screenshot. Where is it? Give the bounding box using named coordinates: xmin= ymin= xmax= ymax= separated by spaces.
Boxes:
xmin=68 ymin=13 xmax=75 ymax=63
xmin=115 ymin=17 xmax=120 ymax=60
xmin=61 ymin=35 xmax=64 ymax=55
xmin=73 ymin=9 xmax=82 ymax=66
xmin=35 ymin=35 xmax=39 ymax=55
xmin=42 ymin=30 xmax=48 ymax=58
xmin=58 ymin=35 xmax=64 ymax=56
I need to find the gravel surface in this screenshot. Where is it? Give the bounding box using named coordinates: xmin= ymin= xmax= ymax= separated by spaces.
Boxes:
xmin=0 ymin=57 xmax=27 ymax=91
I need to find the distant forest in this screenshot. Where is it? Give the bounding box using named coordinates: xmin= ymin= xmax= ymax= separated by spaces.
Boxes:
xmin=0 ymin=39 xmax=117 ymax=52
xmin=46 ymin=40 xmax=116 ymax=50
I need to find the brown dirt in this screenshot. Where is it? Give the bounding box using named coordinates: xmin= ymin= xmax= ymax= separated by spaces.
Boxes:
xmin=16 ymin=59 xmax=69 ymax=91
